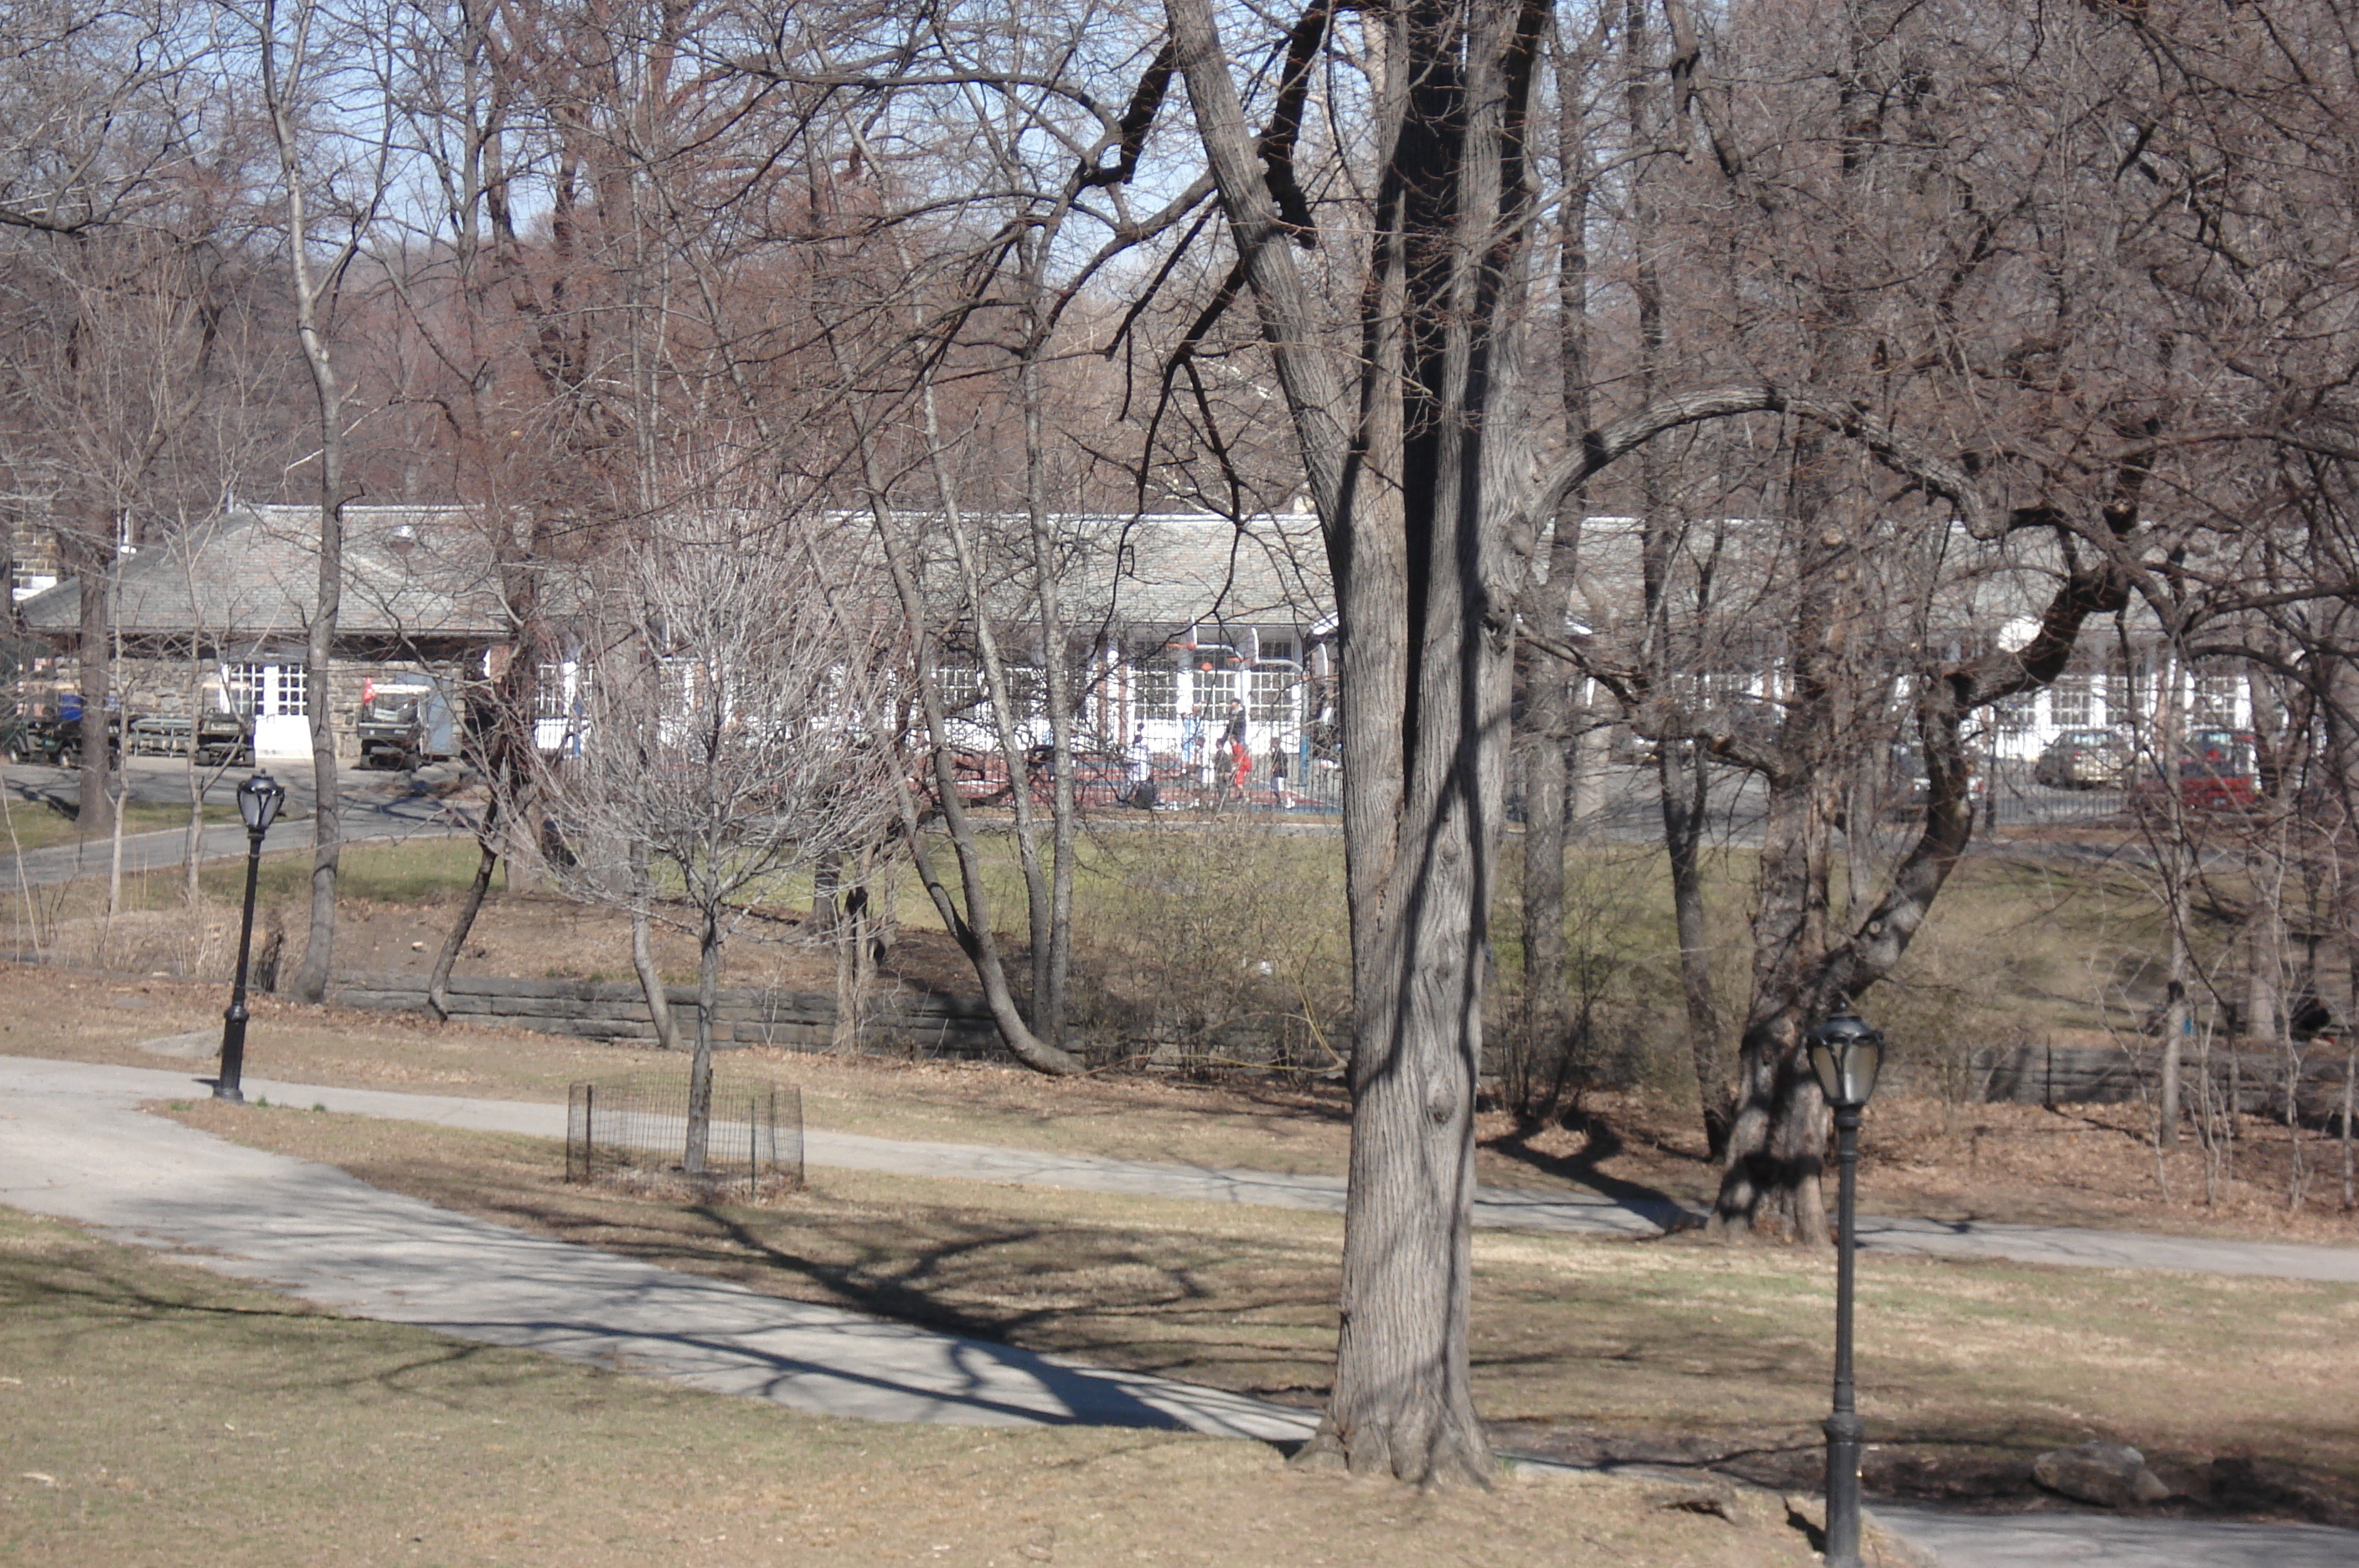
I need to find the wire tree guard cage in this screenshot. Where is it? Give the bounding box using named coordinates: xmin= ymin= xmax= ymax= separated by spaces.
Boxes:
xmin=565 ymin=1069 xmax=804 ymax=1199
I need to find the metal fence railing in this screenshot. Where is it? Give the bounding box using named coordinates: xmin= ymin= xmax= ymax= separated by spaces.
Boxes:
xmin=565 ymin=1070 xmax=804 ymax=1198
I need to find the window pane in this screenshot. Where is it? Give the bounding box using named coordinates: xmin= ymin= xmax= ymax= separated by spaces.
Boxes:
xmin=1190 ymin=667 xmax=1238 ymax=714
xmin=934 ymin=665 xmax=983 ymax=715
xmin=1133 ymin=666 xmax=1177 ymax=720
xmin=1249 ymin=668 xmax=1295 ymax=722
xmin=2192 ymin=673 xmax=2238 ymax=727
xmin=2051 ymin=675 xmax=2092 ymax=727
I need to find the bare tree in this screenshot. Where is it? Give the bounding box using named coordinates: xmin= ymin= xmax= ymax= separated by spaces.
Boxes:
xmin=0 ymin=3 xmax=245 ymax=835
xmin=544 ymin=512 xmax=900 ymax=1171
xmin=244 ymin=0 xmax=393 ymax=1002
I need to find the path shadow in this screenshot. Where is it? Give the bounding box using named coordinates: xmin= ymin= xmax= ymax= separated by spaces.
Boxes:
xmin=1482 ymin=1117 xmax=1706 ymax=1230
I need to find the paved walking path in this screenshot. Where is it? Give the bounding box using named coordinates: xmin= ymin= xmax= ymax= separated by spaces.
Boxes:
xmin=2 ymin=756 xmax=476 ymax=888
xmin=1872 ymin=1504 xmax=2359 ymax=1566
xmin=1 ymin=1054 xmax=2355 ymax=1567
xmin=0 ymin=1055 xmax=1310 ymax=1440
xmin=34 ymin=1052 xmax=2359 ymax=1283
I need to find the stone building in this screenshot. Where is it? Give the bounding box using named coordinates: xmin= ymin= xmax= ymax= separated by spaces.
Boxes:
xmin=15 ymin=503 xmax=512 ymax=761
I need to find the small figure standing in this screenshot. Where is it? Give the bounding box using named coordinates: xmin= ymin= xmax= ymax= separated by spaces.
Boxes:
xmin=1124 ymin=725 xmax=1154 ymax=807
xmin=1180 ymin=704 xmax=1205 ymax=787
xmin=1225 ymin=700 xmax=1250 ymax=795
xmin=1267 ymin=735 xmax=1290 ymax=807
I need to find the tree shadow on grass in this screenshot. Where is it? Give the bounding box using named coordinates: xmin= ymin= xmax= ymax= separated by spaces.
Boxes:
xmin=403 ymin=1172 xmax=1337 ymax=1411
xmin=1481 ymin=1117 xmax=1706 ymax=1230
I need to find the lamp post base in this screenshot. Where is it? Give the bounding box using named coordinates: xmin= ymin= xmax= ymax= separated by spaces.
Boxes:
xmin=215 ymin=1008 xmax=248 ymax=1104
xmin=1822 ymin=1410 xmax=1864 ymax=1566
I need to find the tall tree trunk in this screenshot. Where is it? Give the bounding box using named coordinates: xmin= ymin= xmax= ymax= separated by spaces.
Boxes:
xmin=2155 ymin=644 xmax=2191 ymax=1146
xmin=630 ymin=879 xmax=678 ymax=1050
xmin=1169 ymin=0 xmax=1543 ymax=1482
xmin=684 ymin=905 xmax=719 ymax=1175
xmin=906 ymin=367 xmax=1060 ymax=1033
xmin=264 ymin=4 xmax=350 ymax=1006
xmin=427 ymin=799 xmax=500 ymax=1021
xmin=863 ymin=473 xmax=1082 ymax=1077
xmin=67 ymin=524 xmax=116 ymax=837
xmin=1019 ymin=291 xmax=1077 ymax=1050
xmin=1512 ymin=21 xmax=1598 ymax=1117
xmin=831 ymin=844 xmax=880 ymax=1055
xmin=183 ymin=630 xmax=208 ymax=908
xmin=1660 ymin=740 xmax=1732 ymax=1154
xmin=1622 ymin=0 xmax=1733 ymax=1153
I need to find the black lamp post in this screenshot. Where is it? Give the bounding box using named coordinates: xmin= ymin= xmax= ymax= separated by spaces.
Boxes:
xmin=214 ymin=771 xmax=286 ymax=1103
xmin=1807 ymin=1008 xmax=1885 ymax=1568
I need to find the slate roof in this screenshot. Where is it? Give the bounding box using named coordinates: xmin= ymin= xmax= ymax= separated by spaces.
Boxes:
xmin=18 ymin=504 xmax=516 ymax=644
xmin=1087 ymin=511 xmax=1332 ymax=632
xmin=17 ymin=503 xmax=1342 ymax=653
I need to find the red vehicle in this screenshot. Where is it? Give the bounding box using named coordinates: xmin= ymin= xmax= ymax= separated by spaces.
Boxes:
xmin=2136 ymin=727 xmax=2258 ymax=811
xmin=912 ymin=746 xmax=1143 ymax=813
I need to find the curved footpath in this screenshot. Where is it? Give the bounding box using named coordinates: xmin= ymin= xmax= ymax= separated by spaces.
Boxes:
xmin=0 ymin=1054 xmax=2354 ymax=1568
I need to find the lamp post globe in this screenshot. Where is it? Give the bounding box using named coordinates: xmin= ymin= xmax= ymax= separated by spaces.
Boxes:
xmin=1809 ymin=1007 xmax=1884 ymax=1568
xmin=237 ymin=770 xmax=286 ymax=833
xmin=214 ymin=771 xmax=285 ymax=1102
xmin=1808 ymin=1010 xmax=1885 ymax=1110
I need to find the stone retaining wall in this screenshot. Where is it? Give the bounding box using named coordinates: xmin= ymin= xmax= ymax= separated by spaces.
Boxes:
xmin=1890 ymin=1041 xmax=2354 ymax=1117
xmin=328 ymin=972 xmax=1000 ymax=1055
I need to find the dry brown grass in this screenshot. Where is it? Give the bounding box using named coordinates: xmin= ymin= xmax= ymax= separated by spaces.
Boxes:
xmin=162 ymin=1102 xmax=2359 ymax=1526
xmin=0 ymin=1204 xmax=1822 ymax=1568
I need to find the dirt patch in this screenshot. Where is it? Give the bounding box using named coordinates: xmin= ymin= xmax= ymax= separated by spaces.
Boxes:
xmin=0 ymin=1205 xmax=1819 ymax=1567
xmin=158 ymin=1102 xmax=2359 ymax=1530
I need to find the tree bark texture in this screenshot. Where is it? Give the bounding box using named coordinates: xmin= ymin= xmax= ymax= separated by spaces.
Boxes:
xmin=1171 ymin=0 xmax=1547 ymax=1482
xmin=65 ymin=517 xmax=118 ymax=838
xmin=1660 ymin=740 xmax=1732 ymax=1155
xmin=427 ymin=799 xmax=500 ymax=1022
xmin=864 ymin=482 xmax=1083 ymax=1077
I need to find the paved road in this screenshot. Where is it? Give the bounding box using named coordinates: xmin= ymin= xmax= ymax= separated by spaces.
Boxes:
xmin=2 ymin=757 xmax=474 ymax=886
xmin=2 ymin=1054 xmax=2355 ymax=1568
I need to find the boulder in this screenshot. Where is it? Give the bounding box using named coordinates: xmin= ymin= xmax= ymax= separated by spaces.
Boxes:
xmin=2031 ymin=1441 xmax=2171 ymax=1508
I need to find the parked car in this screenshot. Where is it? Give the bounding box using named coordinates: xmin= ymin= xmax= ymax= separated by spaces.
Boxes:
xmin=2134 ymin=727 xmax=2259 ymax=812
xmin=2032 ymin=727 xmax=2132 ymax=789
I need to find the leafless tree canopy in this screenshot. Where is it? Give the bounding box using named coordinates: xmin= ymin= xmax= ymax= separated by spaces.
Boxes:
xmin=11 ymin=0 xmax=2359 ymax=1483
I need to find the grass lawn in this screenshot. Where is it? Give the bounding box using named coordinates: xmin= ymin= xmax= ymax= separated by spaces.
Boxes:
xmin=159 ymin=1102 xmax=2359 ymax=1524
xmin=0 ymin=1204 xmax=1814 ymax=1567
xmin=0 ymin=799 xmax=246 ymax=855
